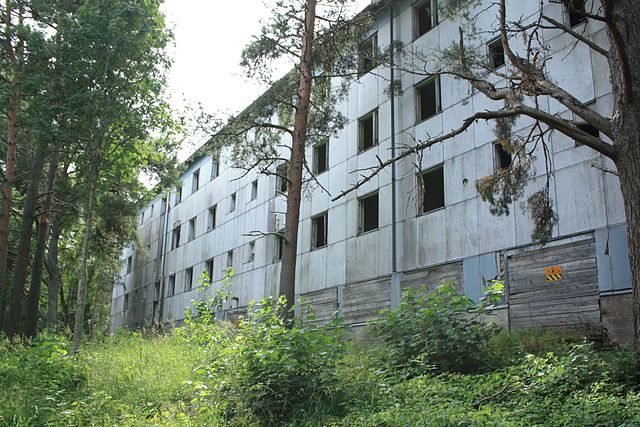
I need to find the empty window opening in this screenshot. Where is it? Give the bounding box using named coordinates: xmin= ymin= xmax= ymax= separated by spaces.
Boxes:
xmin=414 ymin=0 xmax=438 ymax=39
xmin=275 ymin=231 xmax=284 ymax=262
xmin=487 ymin=38 xmax=505 ymax=69
xmin=188 ymin=217 xmax=196 ymax=242
xmin=208 ymin=205 xmax=217 ymax=230
xmin=575 ymin=122 xmax=600 ymax=146
xmin=359 ymin=192 xmax=379 ymax=234
xmin=126 ymin=256 xmax=132 ymax=274
xmin=358 ymin=110 xmax=378 ymax=152
xmin=205 ymin=258 xmax=214 ymax=283
xmin=192 ymin=169 xmax=200 ymax=194
xmin=185 ymin=267 xmax=194 ymax=291
xmin=313 ymin=139 xmax=329 ymax=174
xmin=251 ymin=179 xmax=258 ymax=201
xmin=420 ymin=164 xmax=445 ymax=214
xmin=246 ymin=241 xmax=256 ymax=263
xmin=227 ymin=250 xmax=234 ymax=269
xmin=123 ymin=293 xmax=129 ymax=311
xmin=161 ymin=196 xmax=167 ymax=214
xmin=567 ymin=0 xmax=586 ymax=27
xmin=358 ymin=33 xmax=377 ymax=76
xmin=416 ymin=76 xmax=441 ymax=122
xmin=175 ymin=186 xmax=182 ymax=205
xmin=168 ymin=274 xmax=176 ymax=297
xmin=276 ymin=163 xmax=289 ymax=193
xmin=311 ymin=212 xmax=328 ymax=249
xmin=493 ymin=141 xmax=512 ymax=171
xmin=230 ymin=192 xmax=237 ymax=212
xmin=171 ymin=225 xmax=181 ymax=250
xmin=211 ymin=158 xmax=219 ymax=180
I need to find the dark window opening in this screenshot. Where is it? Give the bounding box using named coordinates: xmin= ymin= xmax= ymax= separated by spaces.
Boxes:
xmin=211 ymin=159 xmax=219 ymax=180
xmin=171 ymin=225 xmax=181 ymax=250
xmin=175 ymin=186 xmax=182 ymax=204
xmin=208 ymin=205 xmax=217 ymax=230
xmin=246 ymin=241 xmax=255 ymax=263
xmin=575 ymin=122 xmax=600 ymax=146
xmin=313 ymin=140 xmax=329 ymax=174
xmin=414 ymin=0 xmax=438 ymax=38
xmin=168 ymin=274 xmax=176 ymax=297
xmin=227 ymin=250 xmax=234 ymax=268
xmin=251 ymin=179 xmax=258 ymax=201
xmin=358 ymin=33 xmax=377 ymax=76
xmin=123 ymin=293 xmax=129 ymax=311
xmin=205 ymin=259 xmax=214 ymax=283
xmin=358 ymin=110 xmax=378 ymax=152
xmin=192 ymin=169 xmax=200 ymax=194
xmin=276 ymin=163 xmax=289 ymax=193
xmin=494 ymin=142 xmax=512 ymax=171
xmin=161 ymin=196 xmax=167 ymax=214
xmin=568 ymin=0 xmax=586 ymax=27
xmin=275 ymin=231 xmax=284 ymax=262
xmin=185 ymin=267 xmax=193 ymax=291
xmin=188 ymin=217 xmax=196 ymax=241
xmin=420 ymin=165 xmax=445 ymax=214
xmin=359 ymin=192 xmax=379 ymax=234
xmin=488 ymin=38 xmax=505 ymax=69
xmin=126 ymin=256 xmax=132 ymax=274
xmin=230 ymin=192 xmax=236 ymax=212
xmin=312 ymin=212 xmax=328 ymax=249
xmin=416 ymin=76 xmax=441 ymax=122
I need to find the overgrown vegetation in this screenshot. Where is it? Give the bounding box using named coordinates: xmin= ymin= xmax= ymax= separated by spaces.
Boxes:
xmin=1 ymin=283 xmax=638 ymax=426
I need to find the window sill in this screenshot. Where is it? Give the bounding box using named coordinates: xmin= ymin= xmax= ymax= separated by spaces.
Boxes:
xmin=418 ymin=205 xmax=445 ymax=217
xmin=313 ymin=169 xmax=328 ymax=176
xmin=357 ymin=228 xmax=379 ymax=236
xmin=310 ymin=244 xmax=327 ymax=252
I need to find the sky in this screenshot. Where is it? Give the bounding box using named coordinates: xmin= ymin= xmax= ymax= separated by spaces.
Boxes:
xmin=161 ymin=1 xmax=370 ymax=159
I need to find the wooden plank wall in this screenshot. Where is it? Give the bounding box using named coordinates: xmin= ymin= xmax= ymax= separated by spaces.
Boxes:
xmin=300 ymin=287 xmax=339 ymax=325
xmin=508 ymin=236 xmax=600 ymax=330
xmin=343 ymin=277 xmax=390 ymax=325
xmin=401 ymin=261 xmax=464 ymax=294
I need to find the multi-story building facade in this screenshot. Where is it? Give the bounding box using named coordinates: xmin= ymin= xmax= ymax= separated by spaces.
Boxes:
xmin=111 ymin=0 xmax=633 ymax=344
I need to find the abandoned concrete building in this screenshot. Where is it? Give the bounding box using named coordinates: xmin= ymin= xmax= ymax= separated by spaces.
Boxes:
xmin=111 ymin=0 xmax=633 ymax=344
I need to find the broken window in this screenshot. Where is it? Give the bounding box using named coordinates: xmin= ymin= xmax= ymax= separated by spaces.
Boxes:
xmin=419 ymin=164 xmax=445 ymax=214
xmin=175 ymin=186 xmax=182 ymax=205
xmin=126 ymin=256 xmax=132 ymax=274
xmin=208 ymin=205 xmax=217 ymax=230
xmin=168 ymin=274 xmax=176 ymax=297
xmin=311 ymin=212 xmax=328 ymax=249
xmin=226 ymin=250 xmax=234 ymax=270
xmin=416 ymin=76 xmax=441 ymax=122
xmin=229 ymin=192 xmax=237 ymax=212
xmin=185 ymin=267 xmax=194 ymax=291
xmin=205 ymin=258 xmax=214 ymax=283
xmin=357 ymin=33 xmax=377 ymax=76
xmin=246 ymin=241 xmax=255 ymax=263
xmin=359 ymin=192 xmax=379 ymax=234
xmin=313 ymin=139 xmax=329 ymax=174
xmin=171 ymin=225 xmax=181 ymax=250
xmin=414 ymin=0 xmax=438 ymax=39
xmin=493 ymin=141 xmax=512 ymax=171
xmin=192 ymin=169 xmax=200 ymax=194
xmin=210 ymin=158 xmax=219 ymax=180
xmin=251 ymin=179 xmax=258 ymax=201
xmin=358 ymin=110 xmax=378 ymax=152
xmin=567 ymin=0 xmax=586 ymax=27
xmin=487 ymin=38 xmax=505 ymax=69
xmin=276 ymin=163 xmax=288 ymax=193
xmin=188 ymin=217 xmax=196 ymax=242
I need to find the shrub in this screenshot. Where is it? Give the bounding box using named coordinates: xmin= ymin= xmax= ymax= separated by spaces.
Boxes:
xmin=373 ymin=281 xmax=501 ymax=376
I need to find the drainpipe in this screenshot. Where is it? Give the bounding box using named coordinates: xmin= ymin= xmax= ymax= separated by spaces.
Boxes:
xmin=389 ymin=2 xmax=402 ymax=308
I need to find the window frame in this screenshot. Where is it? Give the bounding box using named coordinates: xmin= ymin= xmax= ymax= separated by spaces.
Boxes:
xmin=126 ymin=255 xmax=132 ymax=274
xmin=358 ymin=109 xmax=379 ymax=153
xmin=208 ymin=205 xmax=217 ymax=231
xmin=274 ymin=230 xmax=284 ymax=262
xmin=171 ymin=225 xmax=181 ymax=250
xmin=185 ymin=267 xmax=194 ymax=291
xmin=175 ymin=186 xmax=182 ymax=205
xmin=415 ymin=75 xmax=441 ymax=123
xmin=413 ymin=0 xmax=438 ymax=40
xmin=250 ymin=179 xmax=258 ymax=201
xmin=210 ymin=158 xmax=219 ymax=180
xmin=188 ymin=216 xmax=196 ymax=242
xmin=418 ymin=164 xmax=445 ymax=215
xmin=192 ymin=169 xmax=200 ymax=194
xmin=276 ymin=163 xmax=289 ymax=194
xmin=205 ymin=258 xmax=214 ymax=283
xmin=493 ymin=141 xmax=512 ymax=172
xmin=358 ymin=191 xmax=380 ymax=235
xmin=246 ymin=241 xmax=256 ymax=263
xmin=311 ymin=211 xmax=328 ymax=250
xmin=168 ymin=274 xmax=176 ymax=297
xmin=312 ymin=139 xmax=329 ymax=175
xmin=227 ymin=250 xmax=234 ymax=269
xmin=487 ymin=37 xmax=505 ymax=70
xmin=566 ymin=0 xmax=587 ymax=28
xmin=357 ymin=33 xmax=378 ymax=77
xmin=229 ymin=192 xmax=237 ymax=212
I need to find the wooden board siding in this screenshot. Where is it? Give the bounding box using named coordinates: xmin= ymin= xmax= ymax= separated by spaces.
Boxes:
xmin=343 ymin=278 xmax=390 ymax=325
xmin=508 ymin=236 xmax=600 ymax=330
xmin=300 ymin=287 xmax=339 ymax=325
xmin=401 ymin=261 xmax=464 ymax=294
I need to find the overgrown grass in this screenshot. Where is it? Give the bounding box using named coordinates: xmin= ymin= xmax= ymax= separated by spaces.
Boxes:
xmin=1 ymin=285 xmax=639 ymax=426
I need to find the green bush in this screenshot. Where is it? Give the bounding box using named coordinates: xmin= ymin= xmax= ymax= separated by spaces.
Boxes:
xmin=197 ymin=296 xmax=346 ymax=424
xmin=373 ymin=281 xmax=501 ymax=376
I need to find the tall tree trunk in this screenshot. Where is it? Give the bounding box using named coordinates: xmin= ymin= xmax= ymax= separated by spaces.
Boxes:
xmin=278 ymin=0 xmax=317 ymax=321
xmin=45 ymin=207 xmax=64 ymax=332
xmin=0 ymin=0 xmax=23 ymax=330
xmin=71 ymin=166 xmax=97 ymax=354
xmin=605 ymin=0 xmax=640 ymax=378
xmin=5 ymin=145 xmax=46 ymax=338
xmin=25 ymin=150 xmax=60 ymax=338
